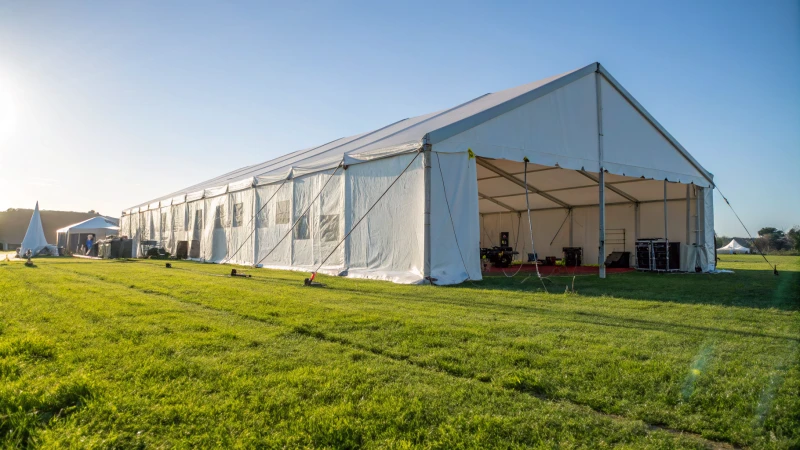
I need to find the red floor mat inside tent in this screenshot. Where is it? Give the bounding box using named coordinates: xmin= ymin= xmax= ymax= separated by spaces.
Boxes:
xmin=482 ymin=265 xmax=635 ymax=276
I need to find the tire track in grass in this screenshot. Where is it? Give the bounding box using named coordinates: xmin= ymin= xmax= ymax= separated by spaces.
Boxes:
xmin=48 ymin=264 xmax=741 ymax=449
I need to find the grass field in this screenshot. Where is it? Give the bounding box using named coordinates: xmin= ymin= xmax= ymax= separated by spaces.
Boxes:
xmin=1 ymin=254 xmax=797 ymax=449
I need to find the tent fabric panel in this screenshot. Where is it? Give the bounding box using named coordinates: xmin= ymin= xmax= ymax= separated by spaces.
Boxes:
xmin=430 ymin=152 xmax=481 ymax=285
xmin=160 ymin=206 xmax=173 ymax=252
xmin=255 ymin=180 xmax=294 ymax=267
xmin=548 ymin=186 xmax=628 ymax=207
xmin=517 ymin=168 xmax=597 ymax=192
xmin=600 ymin=77 xmax=711 ymax=187
xmin=204 ymin=185 xmax=228 ymax=198
xmin=227 ymin=177 xmax=255 ymax=193
xmin=186 ymin=200 xmax=204 ymax=257
xmin=186 ymin=190 xmax=205 ymax=202
xmin=255 ymin=169 xmax=291 ymax=186
xmin=638 ymin=201 xmax=690 ymax=243
xmin=717 ymin=239 xmax=750 ymax=254
xmin=203 ymin=194 xmax=230 ymax=262
xmin=432 ymin=72 xmax=599 ymax=172
xmin=129 ymin=212 xmax=140 ymax=256
xmin=612 ymin=180 xmax=688 ymax=203
xmin=345 ymin=153 xmax=425 ymax=284
xmin=477 ymin=177 xmax=527 ymax=198
xmin=482 ymin=193 xmax=562 ymax=211
xmin=314 ymin=171 xmax=345 ymax=270
xmin=291 ymin=173 xmax=316 ymax=267
xmin=226 ymin=188 xmax=256 ymax=265
xmin=171 ymin=203 xmax=188 ymax=255
xmin=478 ymin=199 xmax=511 ymax=214
xmin=18 ymin=203 xmax=56 ymax=256
xmin=119 ymin=215 xmax=130 ymax=240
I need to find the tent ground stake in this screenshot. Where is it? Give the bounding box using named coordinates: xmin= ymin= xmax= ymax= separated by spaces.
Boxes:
xmin=304 ymin=272 xmax=325 ymax=287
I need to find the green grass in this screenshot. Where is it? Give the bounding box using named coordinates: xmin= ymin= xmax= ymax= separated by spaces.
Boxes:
xmin=0 ymin=255 xmax=797 ymax=448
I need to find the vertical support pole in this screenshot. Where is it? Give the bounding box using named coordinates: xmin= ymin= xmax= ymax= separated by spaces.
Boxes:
xmin=664 ymin=179 xmax=669 ymax=269
xmin=595 ymin=70 xmax=606 ymax=279
xmin=289 ymin=177 xmax=295 ymax=267
xmin=685 ymin=184 xmax=691 ymax=245
xmin=634 ymin=202 xmax=640 ymax=267
xmin=343 ymin=165 xmax=351 ymax=272
xmin=695 ymin=186 xmax=701 ymax=247
xmin=251 ymin=186 xmax=258 ymax=265
xmin=698 ymin=187 xmax=705 ymax=248
xmin=423 ymin=144 xmax=432 ymax=284
xmin=599 ymin=170 xmax=606 ymax=277
xmin=569 ymin=208 xmax=574 ymax=247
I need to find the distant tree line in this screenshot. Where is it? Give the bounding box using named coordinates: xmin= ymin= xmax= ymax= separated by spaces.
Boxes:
xmin=5 ymin=208 xmax=101 ymax=215
xmin=716 ymin=226 xmax=800 ymax=255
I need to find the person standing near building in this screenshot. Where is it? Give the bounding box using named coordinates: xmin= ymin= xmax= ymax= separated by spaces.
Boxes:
xmin=85 ymin=234 xmax=94 ymax=256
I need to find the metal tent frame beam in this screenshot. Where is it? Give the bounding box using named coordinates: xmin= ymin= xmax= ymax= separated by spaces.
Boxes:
xmin=576 ymin=169 xmax=639 ymax=203
xmin=478 ymin=193 xmax=516 ymax=212
xmin=476 ymin=158 xmax=571 ymax=209
xmin=479 ymin=197 xmax=689 ymax=215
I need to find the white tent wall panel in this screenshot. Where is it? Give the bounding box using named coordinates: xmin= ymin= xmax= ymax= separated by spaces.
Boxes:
xmin=346 ymin=153 xmax=425 ymax=283
xmin=433 ymin=73 xmax=600 ymax=171
xmin=187 ymin=199 xmax=204 ymax=256
xmin=255 ymin=181 xmax=293 ymax=267
xmin=130 ymin=213 xmax=140 ymax=257
xmin=639 ymin=201 xmax=690 ymax=243
xmin=430 ymin=152 xmax=482 ymax=284
xmin=291 ymin=173 xmax=316 ymax=267
xmin=141 ymin=211 xmax=151 ymax=242
xmin=599 ymin=77 xmax=710 ymax=187
xmin=119 ymin=215 xmax=130 ymax=240
xmin=316 ymin=171 xmax=344 ymax=269
xmin=203 ymin=194 xmax=230 ymax=262
xmin=160 ymin=206 xmax=173 ymax=253
xmin=572 ymin=204 xmax=636 ymax=264
xmin=226 ymin=188 xmax=256 ymax=265
xmin=171 ymin=203 xmax=188 ymax=255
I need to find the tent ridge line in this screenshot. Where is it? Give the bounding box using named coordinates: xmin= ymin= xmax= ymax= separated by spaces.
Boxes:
xmin=137 ymin=135 xmax=353 ymax=210
xmin=596 ymin=64 xmax=714 ymax=186
xmin=426 ymin=62 xmax=600 ymax=145
xmin=127 ymin=116 xmax=413 ymax=212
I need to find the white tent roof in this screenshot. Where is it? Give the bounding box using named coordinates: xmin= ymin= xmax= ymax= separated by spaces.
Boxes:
xmin=125 ymin=62 xmax=714 ymax=214
xmin=57 ymin=216 xmax=120 ymax=234
xmin=717 ymin=239 xmax=750 ymax=252
xmin=19 ymin=202 xmax=57 ymax=256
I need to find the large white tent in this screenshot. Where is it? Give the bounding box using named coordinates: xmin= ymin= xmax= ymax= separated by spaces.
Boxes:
xmin=120 ymin=62 xmax=716 ymax=284
xmin=18 ymin=202 xmax=58 ymax=256
xmin=57 ymin=216 xmax=120 ymax=253
xmin=717 ymin=239 xmax=750 ymax=254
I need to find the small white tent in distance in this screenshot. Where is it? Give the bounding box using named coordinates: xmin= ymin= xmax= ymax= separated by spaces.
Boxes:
xmin=18 ymin=202 xmax=58 ymax=256
xmin=57 ymin=217 xmax=120 ymax=253
xmin=717 ymin=239 xmax=751 ymax=254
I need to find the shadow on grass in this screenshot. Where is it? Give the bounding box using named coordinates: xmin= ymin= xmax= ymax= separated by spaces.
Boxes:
xmin=470 ymin=267 xmax=799 ymax=311
xmin=49 ymin=260 xmax=799 ymax=343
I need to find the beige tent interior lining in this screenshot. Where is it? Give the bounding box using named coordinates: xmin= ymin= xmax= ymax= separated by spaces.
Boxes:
xmin=477 ymin=157 xmax=696 ymax=215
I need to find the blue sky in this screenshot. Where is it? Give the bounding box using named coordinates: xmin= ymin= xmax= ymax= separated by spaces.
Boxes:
xmin=0 ymin=0 xmax=797 ymax=236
